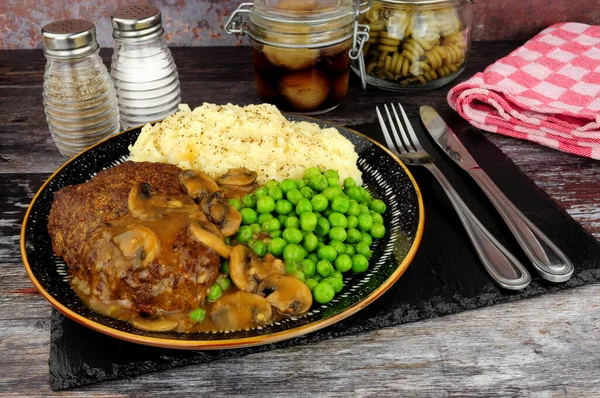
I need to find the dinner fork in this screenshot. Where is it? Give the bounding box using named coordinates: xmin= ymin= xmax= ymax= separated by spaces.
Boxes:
xmin=376 ymin=103 xmax=531 ymax=290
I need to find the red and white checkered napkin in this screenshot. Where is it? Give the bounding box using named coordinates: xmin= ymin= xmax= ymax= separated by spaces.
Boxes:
xmin=448 ymin=22 xmax=600 ymax=160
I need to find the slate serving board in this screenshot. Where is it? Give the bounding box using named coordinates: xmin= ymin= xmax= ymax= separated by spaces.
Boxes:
xmin=49 ymin=119 xmax=600 ymax=391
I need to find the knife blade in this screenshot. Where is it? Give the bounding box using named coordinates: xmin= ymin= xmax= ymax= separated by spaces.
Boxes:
xmin=419 ymin=105 xmax=574 ymax=283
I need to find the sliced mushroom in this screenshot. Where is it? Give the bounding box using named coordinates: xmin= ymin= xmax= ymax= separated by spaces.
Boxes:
xmin=229 ymin=245 xmax=285 ymax=292
xmin=257 ymin=275 xmax=313 ymax=316
xmin=210 ymin=291 xmax=273 ymax=331
xmin=127 ymin=182 xmax=192 ymax=220
xmin=216 ymin=167 xmax=258 ymax=187
xmin=112 ymin=226 xmax=160 ymax=268
xmin=189 ymin=222 xmax=232 ymax=258
xmin=220 ymin=184 xmax=257 ymax=200
xmin=203 ymin=194 xmax=242 ymax=237
xmin=131 ymin=316 xmax=179 ymax=332
xmin=179 ymin=169 xmax=219 ymax=201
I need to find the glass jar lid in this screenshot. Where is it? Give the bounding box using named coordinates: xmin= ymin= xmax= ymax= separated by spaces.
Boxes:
xmin=247 ymin=0 xmax=358 ymax=48
xmin=41 ymin=19 xmax=99 ymax=59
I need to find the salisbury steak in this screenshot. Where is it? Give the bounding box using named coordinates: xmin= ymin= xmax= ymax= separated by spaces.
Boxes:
xmin=48 ymin=161 xmax=222 ymax=317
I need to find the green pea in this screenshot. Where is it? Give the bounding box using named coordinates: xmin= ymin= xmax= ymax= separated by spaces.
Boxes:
xmin=314 ymin=216 xmax=330 ymax=237
xmin=359 ymin=203 xmax=370 ymax=214
xmin=323 ymin=276 xmax=344 ymax=293
xmin=300 ymin=212 xmax=318 ymax=232
xmin=371 ymin=223 xmax=386 ymax=239
xmin=331 ymin=196 xmax=350 ymax=214
xmin=359 ymin=187 xmax=372 ymax=203
xmin=296 ymin=198 xmax=313 ymax=215
xmin=216 ymin=275 xmax=232 ymax=291
xmin=268 ymin=186 xmax=283 ymax=201
xmin=346 ymin=228 xmax=362 ymax=243
xmin=275 ymin=199 xmax=293 ymax=215
xmin=240 ymin=208 xmax=257 ymax=225
xmin=256 ymin=213 xmax=272 ymax=225
xmin=370 ymin=199 xmax=386 ymax=214
xmin=279 ymin=179 xmax=297 ymax=194
xmin=343 ymin=177 xmax=357 ymax=189
xmin=283 ymin=243 xmax=305 ymax=263
xmin=206 ymin=283 xmax=223 ymax=301
xmin=266 ymin=237 xmax=285 ymax=256
xmin=300 ymin=258 xmax=317 ymax=277
xmin=235 ymin=226 xmax=253 ymax=243
xmin=285 ymin=261 xmax=298 ymax=274
xmin=344 ymin=244 xmax=355 ymax=256
xmin=242 ymin=193 xmax=257 ymax=209
xmin=300 ymin=186 xmax=315 ymax=199
xmin=283 ymin=227 xmax=303 ymax=244
xmin=271 ymin=230 xmax=282 ymax=239
xmin=304 ymin=166 xmax=322 ymax=179
xmin=316 ymin=259 xmax=334 ymax=277
xmin=308 ymin=174 xmax=328 ymax=192
xmin=357 ymin=213 xmax=373 ymax=231
xmin=352 ymin=254 xmax=369 ymax=273
xmin=347 ymin=200 xmax=360 ymax=217
xmin=257 ymin=195 xmax=275 ymax=213
xmin=313 ymin=281 xmax=335 ymax=303
xmin=250 ymin=240 xmax=267 ymax=257
xmin=345 ymin=186 xmax=363 ymax=202
xmin=189 ymin=308 xmax=206 ymax=322
xmin=277 ymin=214 xmax=288 ymax=225
xmin=329 ymin=226 xmax=347 ymax=242
xmin=329 ymin=239 xmax=345 ymax=255
xmin=285 ymin=216 xmax=300 ymax=229
xmin=322 ymin=186 xmax=342 ymax=201
xmin=318 ymin=245 xmax=337 ymax=262
xmin=355 ymin=241 xmax=372 ymax=258
xmin=311 ymin=194 xmax=329 ymax=212
xmin=361 ymin=232 xmax=373 ymax=246
xmin=255 ymin=187 xmax=268 ymax=199
xmin=323 ymin=208 xmax=333 ymax=217
xmin=308 ymin=253 xmax=319 ymax=263
xmin=295 ymin=179 xmax=306 ymax=189
xmin=220 ymin=260 xmax=230 ymax=276
xmin=347 ymin=215 xmax=358 ymax=229
xmin=371 ymin=212 xmax=384 ymax=225
xmin=249 ymin=223 xmax=261 ymax=235
xmin=265 ymin=180 xmax=279 ymax=189
xmin=228 ymin=198 xmax=242 ymax=211
xmin=302 ymin=232 xmax=318 ymax=252
xmin=313 ymin=274 xmax=323 ymax=282
xmin=224 ymin=237 xmax=231 ymax=245
xmin=316 ymin=241 xmax=325 ymax=250
xmin=262 ymin=218 xmax=281 ymax=233
xmin=291 ymin=269 xmax=306 ymax=282
xmin=305 ymin=278 xmax=319 ymax=291
xmin=328 ymin=212 xmax=348 ymax=228
xmin=323 ymin=169 xmax=339 ymax=180
xmin=287 ymin=188 xmax=303 ymax=205
xmin=327 ymin=176 xmax=339 ymax=187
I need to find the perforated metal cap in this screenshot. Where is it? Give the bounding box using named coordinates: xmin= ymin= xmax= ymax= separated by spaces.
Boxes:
xmin=41 ymin=19 xmax=99 ymax=58
xmin=111 ymin=4 xmax=164 ymax=40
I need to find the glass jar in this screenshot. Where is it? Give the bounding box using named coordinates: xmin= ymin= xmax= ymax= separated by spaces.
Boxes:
xmin=225 ymin=0 xmax=370 ymax=115
xmin=110 ymin=5 xmax=181 ymax=129
xmin=41 ymin=19 xmax=120 ymax=158
xmin=354 ymin=0 xmax=473 ymax=91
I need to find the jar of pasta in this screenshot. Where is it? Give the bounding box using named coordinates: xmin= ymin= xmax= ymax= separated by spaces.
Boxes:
xmin=225 ymin=0 xmax=370 ymax=115
xmin=354 ymin=0 xmax=473 ymax=91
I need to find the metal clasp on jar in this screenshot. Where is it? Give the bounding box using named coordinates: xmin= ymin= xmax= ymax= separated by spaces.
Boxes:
xmin=224 ymin=2 xmax=253 ymax=35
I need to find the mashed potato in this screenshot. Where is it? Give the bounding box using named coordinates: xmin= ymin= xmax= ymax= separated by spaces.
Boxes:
xmin=128 ymin=103 xmax=362 ymax=185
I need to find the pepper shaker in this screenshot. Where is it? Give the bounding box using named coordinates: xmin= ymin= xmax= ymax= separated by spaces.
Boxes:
xmin=110 ymin=5 xmax=181 ymax=129
xmin=42 ymin=19 xmax=120 ymax=157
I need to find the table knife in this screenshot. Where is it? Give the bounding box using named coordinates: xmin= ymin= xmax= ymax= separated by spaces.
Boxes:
xmin=420 ymin=105 xmax=574 ymax=282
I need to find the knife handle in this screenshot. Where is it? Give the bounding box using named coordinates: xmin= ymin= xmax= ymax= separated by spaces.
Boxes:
xmin=425 ymin=163 xmax=531 ymax=290
xmin=468 ymin=169 xmax=574 ymax=282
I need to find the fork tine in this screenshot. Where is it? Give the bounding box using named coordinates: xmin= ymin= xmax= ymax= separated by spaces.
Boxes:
xmin=396 ymin=103 xmax=422 ymax=151
xmin=376 ymin=106 xmax=399 ymax=155
xmin=387 ymin=104 xmax=411 ymax=153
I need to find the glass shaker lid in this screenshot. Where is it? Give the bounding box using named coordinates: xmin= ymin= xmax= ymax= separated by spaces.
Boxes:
xmin=41 ymin=19 xmax=98 ymax=59
xmin=111 ymin=4 xmax=163 ymax=40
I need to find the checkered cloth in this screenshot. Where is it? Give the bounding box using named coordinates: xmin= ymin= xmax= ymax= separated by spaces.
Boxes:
xmin=448 ymin=22 xmax=600 ymax=160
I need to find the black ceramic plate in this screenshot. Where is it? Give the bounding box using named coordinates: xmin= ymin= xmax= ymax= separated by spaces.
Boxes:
xmin=21 ymin=115 xmax=424 ymax=349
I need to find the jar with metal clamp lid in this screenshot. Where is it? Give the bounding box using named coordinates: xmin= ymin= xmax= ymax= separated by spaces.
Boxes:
xmin=110 ymin=4 xmax=181 ymax=129
xmin=354 ymin=0 xmax=473 ymax=91
xmin=225 ymin=0 xmax=370 ymax=115
xmin=41 ymin=19 xmax=120 ymax=157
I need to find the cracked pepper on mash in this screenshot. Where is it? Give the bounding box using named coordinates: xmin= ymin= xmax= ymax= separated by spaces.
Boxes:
xmin=128 ymin=103 xmax=362 ymax=185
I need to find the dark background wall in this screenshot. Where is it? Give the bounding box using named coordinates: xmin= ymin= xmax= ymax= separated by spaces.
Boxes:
xmin=1 ymin=0 xmax=599 ymax=49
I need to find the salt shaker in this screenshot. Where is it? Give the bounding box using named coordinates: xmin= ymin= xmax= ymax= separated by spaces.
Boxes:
xmin=42 ymin=19 xmax=120 ymax=157
xmin=110 ymin=5 xmax=181 ymax=129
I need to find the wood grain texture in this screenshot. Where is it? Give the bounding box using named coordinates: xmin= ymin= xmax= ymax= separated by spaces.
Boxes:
xmin=1 ymin=42 xmax=600 ymax=396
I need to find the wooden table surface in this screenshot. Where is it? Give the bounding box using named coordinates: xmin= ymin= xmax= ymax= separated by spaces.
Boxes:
xmin=1 ymin=42 xmax=600 ymax=397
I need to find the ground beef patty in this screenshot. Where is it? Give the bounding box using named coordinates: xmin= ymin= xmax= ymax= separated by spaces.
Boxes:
xmin=48 ymin=161 xmax=220 ymax=316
